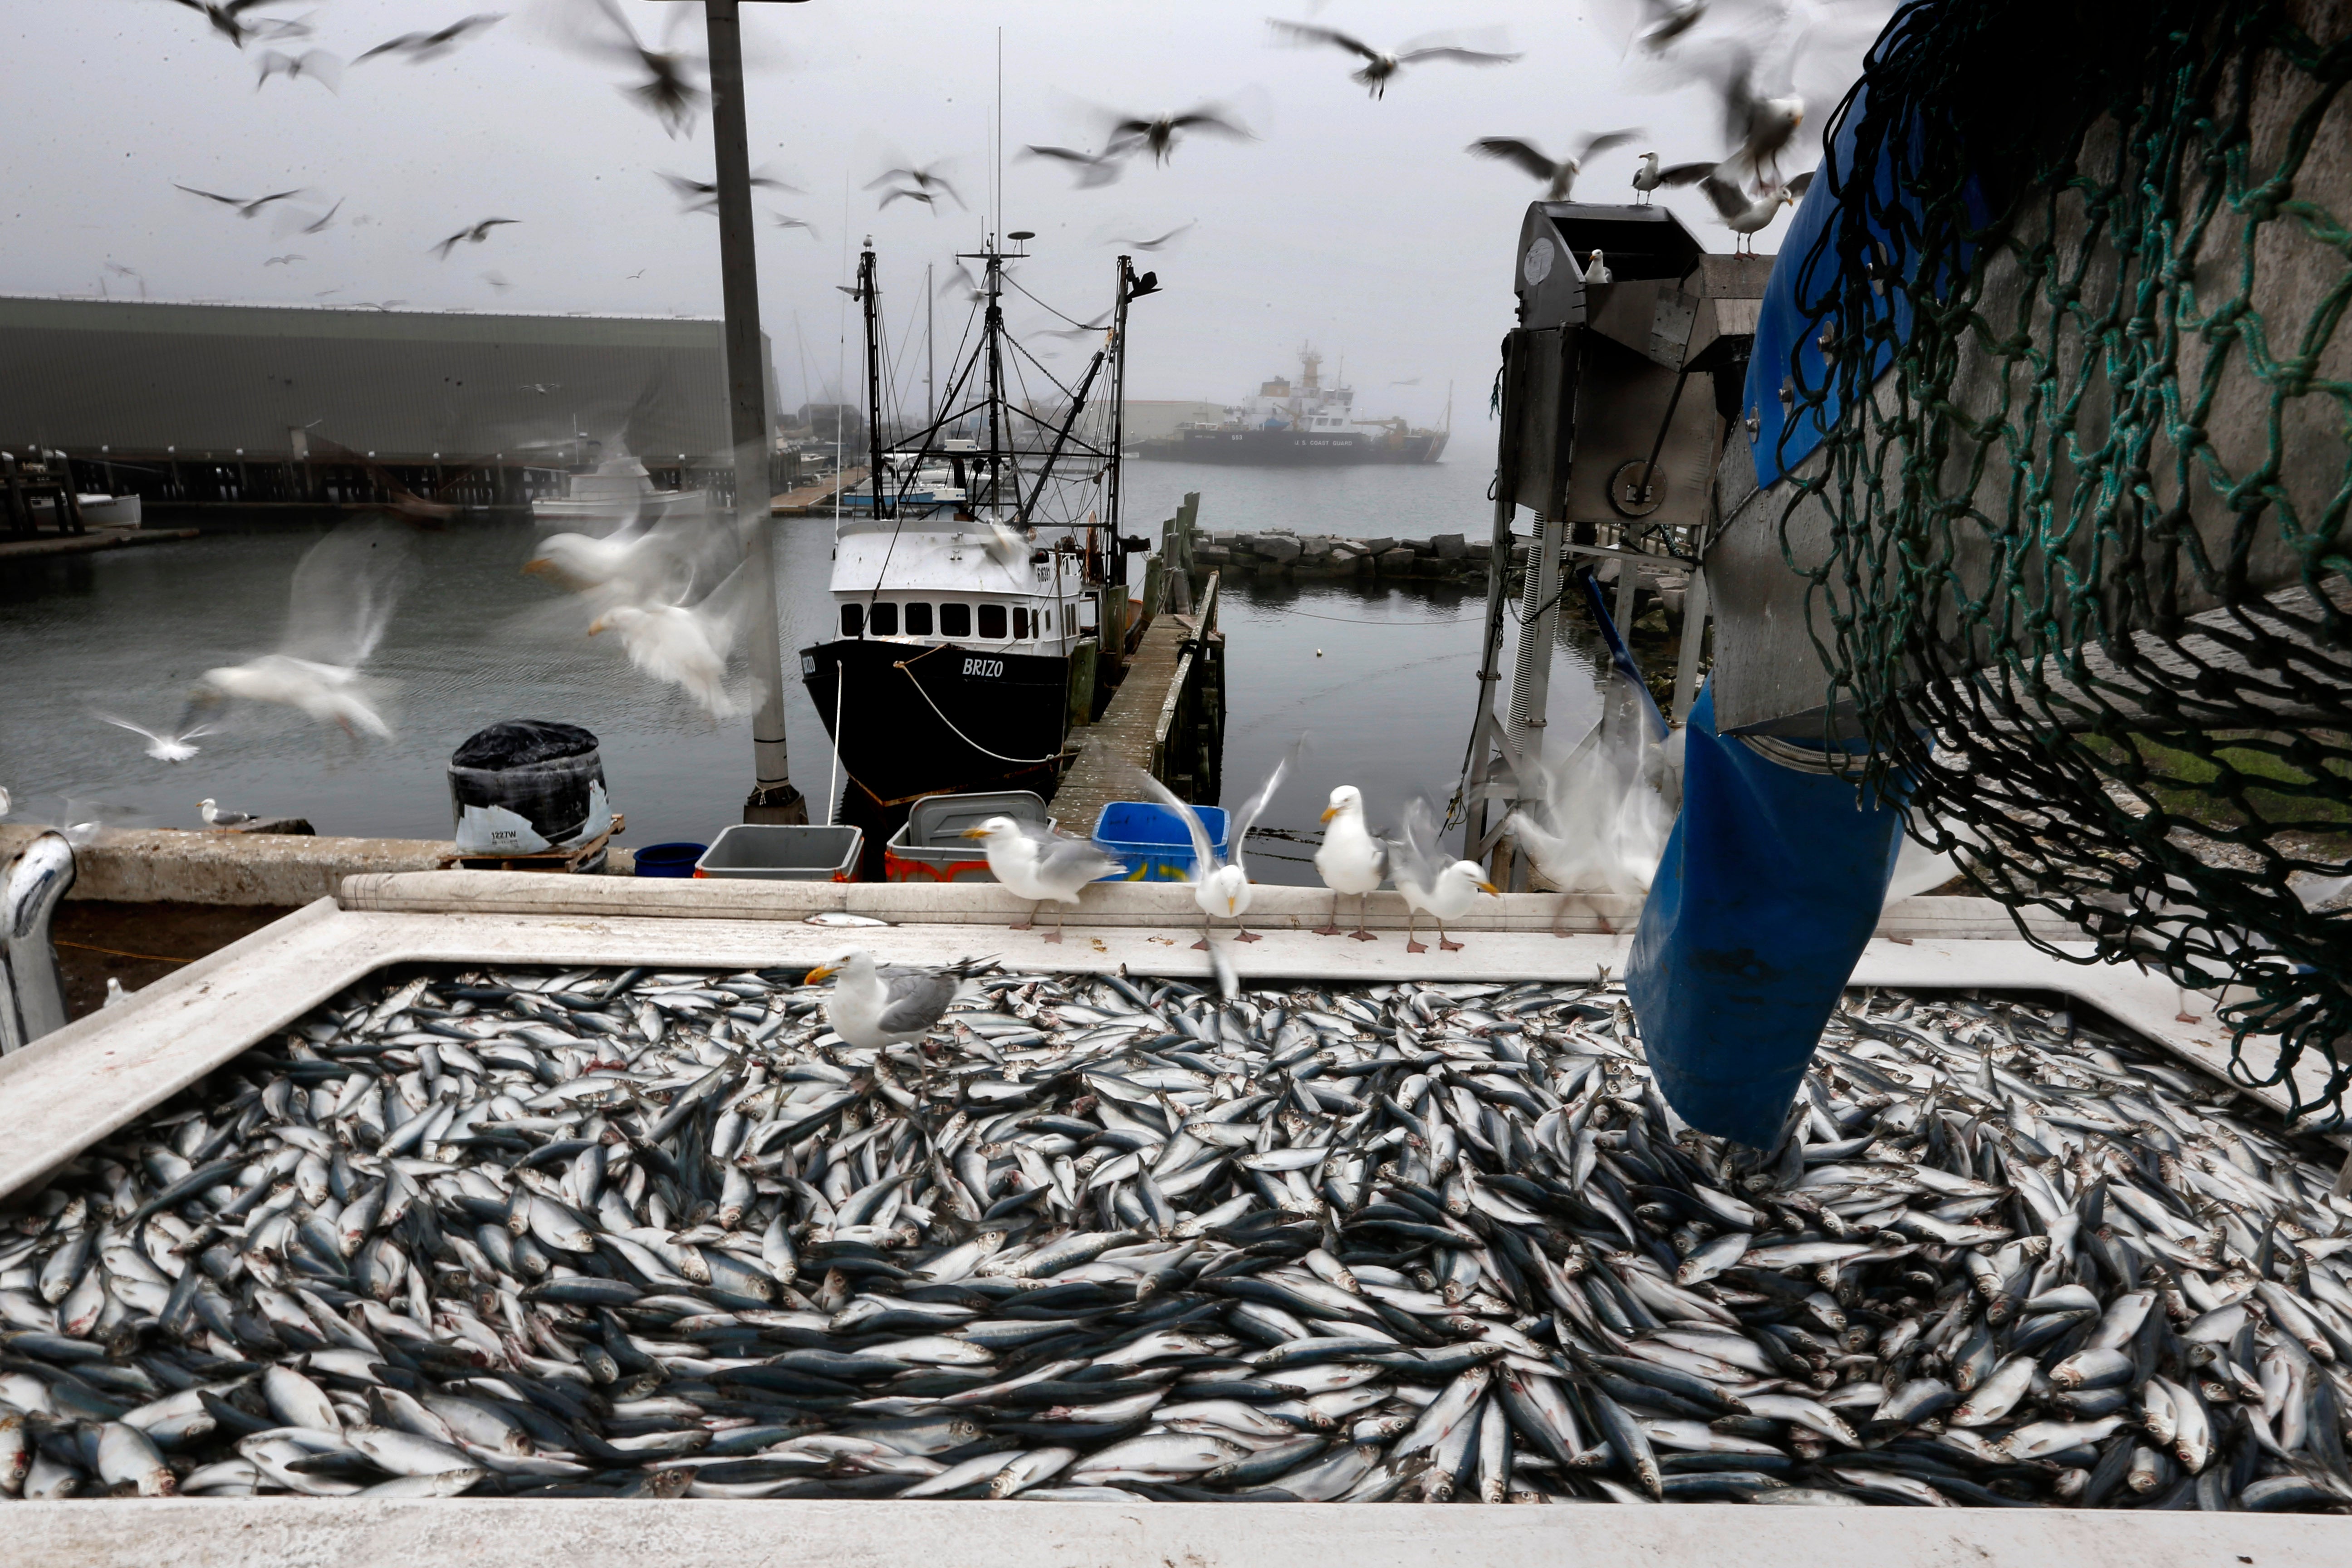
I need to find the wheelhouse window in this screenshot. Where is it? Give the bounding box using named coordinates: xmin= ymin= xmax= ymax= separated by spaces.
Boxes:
xmin=976 ymin=603 xmax=1007 ymax=639
xmin=868 ymin=602 xmax=899 ymax=636
xmin=1013 ymin=608 xmax=1031 ymax=639
xmin=840 ymin=603 xmax=863 ymax=637
xmin=939 ymin=602 xmax=972 ymax=637
xmin=903 ymin=602 xmax=933 ymax=637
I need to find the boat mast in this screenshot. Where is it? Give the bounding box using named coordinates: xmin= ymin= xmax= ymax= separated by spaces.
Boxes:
xmin=984 ymin=238 xmax=1004 ymax=514
xmin=1109 ymin=254 xmax=1133 ymax=543
xmin=926 ymin=262 xmax=936 ymax=431
xmin=859 ymin=242 xmax=887 ymax=518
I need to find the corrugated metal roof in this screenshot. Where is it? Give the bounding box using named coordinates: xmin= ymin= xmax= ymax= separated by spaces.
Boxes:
xmin=0 ymin=296 xmax=774 ymax=463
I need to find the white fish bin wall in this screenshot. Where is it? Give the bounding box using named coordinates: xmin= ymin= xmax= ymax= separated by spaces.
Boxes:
xmin=0 ymin=874 xmax=2347 ymax=1567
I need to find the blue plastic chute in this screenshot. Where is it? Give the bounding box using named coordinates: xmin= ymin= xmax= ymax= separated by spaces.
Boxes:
xmin=1625 ymin=686 xmax=1906 ymax=1147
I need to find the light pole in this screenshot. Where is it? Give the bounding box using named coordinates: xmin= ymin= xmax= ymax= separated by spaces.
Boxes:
xmin=683 ymin=0 xmax=807 ymax=823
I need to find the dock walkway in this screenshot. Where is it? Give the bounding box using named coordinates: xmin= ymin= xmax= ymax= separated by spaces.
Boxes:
xmin=771 ymin=466 xmax=869 ymax=516
xmin=0 ymin=526 xmax=199 ymax=563
xmin=1055 ymin=571 xmax=1224 ymax=831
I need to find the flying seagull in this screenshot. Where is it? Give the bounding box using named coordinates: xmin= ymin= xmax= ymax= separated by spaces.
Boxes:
xmin=658 ymin=169 xmax=799 ymax=214
xmin=1267 ymin=19 xmax=1521 ymax=98
xmin=1102 ymin=104 xmax=1254 ymax=165
xmin=1110 ymin=221 xmax=1195 ymax=251
xmin=557 ymin=0 xmax=707 ymax=138
xmin=262 ymin=253 xmax=304 ymax=266
xmin=299 ymin=198 xmax=344 ymax=234
xmin=1020 ymin=144 xmax=1125 ymax=189
xmin=355 ymin=13 xmax=505 ymax=64
xmin=431 ymin=218 xmax=518 ymax=260
xmin=171 ymin=0 xmax=284 ymax=49
xmin=175 ymin=184 xmax=305 ymax=220
xmin=99 ymin=714 xmax=218 ymax=764
xmin=1465 ymin=128 xmax=1642 ymax=200
xmin=768 ymin=213 xmax=820 ymax=239
xmin=254 ymin=47 xmax=340 ymax=91
xmin=866 ymin=161 xmax=965 ymax=211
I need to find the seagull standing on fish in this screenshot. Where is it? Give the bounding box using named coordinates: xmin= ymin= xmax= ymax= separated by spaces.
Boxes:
xmin=805 ymin=951 xmax=967 ymax=1052
xmin=1314 ymin=785 xmax=1388 ymax=941
xmin=961 ymin=818 xmax=1122 ymax=943
xmin=1466 ymin=129 xmax=1642 ymax=200
xmin=1388 ymin=798 xmax=1499 ymax=953
xmin=1131 ymin=750 xmax=1294 ymax=947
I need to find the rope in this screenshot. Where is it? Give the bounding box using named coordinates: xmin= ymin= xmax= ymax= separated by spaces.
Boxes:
xmin=1780 ymin=0 xmax=2352 ymax=1116
xmin=54 ymin=938 xmax=195 ymax=965
xmin=894 ymin=657 xmax=1069 ymax=765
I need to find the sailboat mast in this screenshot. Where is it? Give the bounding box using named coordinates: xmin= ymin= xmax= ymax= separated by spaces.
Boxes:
xmin=859 ymin=243 xmax=886 ymax=518
xmin=926 ymin=262 xmax=936 ymax=430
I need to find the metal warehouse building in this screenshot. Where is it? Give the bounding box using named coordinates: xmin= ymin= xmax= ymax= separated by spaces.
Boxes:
xmin=0 ymin=296 xmax=777 ymax=512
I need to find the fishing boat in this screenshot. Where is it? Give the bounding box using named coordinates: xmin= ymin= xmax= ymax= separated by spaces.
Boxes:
xmin=531 ymin=450 xmax=708 ymax=527
xmin=799 ymin=235 xmax=1149 ymax=805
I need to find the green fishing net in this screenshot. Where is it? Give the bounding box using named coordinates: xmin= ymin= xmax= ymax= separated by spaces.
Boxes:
xmin=1781 ymin=0 xmax=2352 ymax=1119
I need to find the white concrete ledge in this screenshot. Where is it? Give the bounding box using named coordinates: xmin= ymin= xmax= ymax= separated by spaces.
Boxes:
xmin=336 ymin=871 xmax=2067 ymax=941
xmin=7 ymin=1496 xmax=2348 ymax=1567
xmin=0 ymin=827 xmax=634 ymax=906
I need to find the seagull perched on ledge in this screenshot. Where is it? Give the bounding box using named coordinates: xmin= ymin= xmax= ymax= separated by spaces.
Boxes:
xmin=199 ymin=797 xmax=256 ymax=828
xmin=962 ymin=818 xmax=1123 ymax=942
xmin=1314 ymin=784 xmax=1387 ymax=940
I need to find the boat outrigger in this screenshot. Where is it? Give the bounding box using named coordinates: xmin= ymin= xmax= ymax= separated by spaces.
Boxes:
xmin=799 ymin=233 xmax=1156 ymax=805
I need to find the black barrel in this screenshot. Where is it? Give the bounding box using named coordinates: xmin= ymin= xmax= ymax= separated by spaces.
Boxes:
xmin=448 ymin=720 xmax=611 ymax=867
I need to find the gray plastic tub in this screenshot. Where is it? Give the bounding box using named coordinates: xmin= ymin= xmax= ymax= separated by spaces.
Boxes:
xmin=886 ymin=791 xmax=1055 ymax=884
xmin=694 ymin=823 xmax=863 ymax=882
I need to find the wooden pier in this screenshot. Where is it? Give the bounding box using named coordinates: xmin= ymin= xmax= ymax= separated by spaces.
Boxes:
xmin=1054 ymin=493 xmax=1226 ymax=828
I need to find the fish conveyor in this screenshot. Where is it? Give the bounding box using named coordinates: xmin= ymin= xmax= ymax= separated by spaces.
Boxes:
xmin=0 ymin=877 xmax=2345 ymax=1562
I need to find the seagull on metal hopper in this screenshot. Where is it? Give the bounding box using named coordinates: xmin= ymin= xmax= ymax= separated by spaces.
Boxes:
xmin=188 ymin=519 xmax=416 ymax=739
xmin=1314 ymin=784 xmax=1388 ymax=940
xmin=1465 ymin=129 xmax=1643 ymax=200
xmin=806 ymin=950 xmax=981 ymax=1052
xmin=1266 ymin=19 xmax=1522 ymax=98
xmin=960 ymin=818 xmax=1122 ymax=943
xmin=1388 ymin=797 xmax=1499 ymax=953
xmin=1701 ymin=169 xmax=1811 ymax=253
xmin=1131 ymin=750 xmax=1294 ymax=947
xmin=1630 ymin=149 xmax=1714 ymax=203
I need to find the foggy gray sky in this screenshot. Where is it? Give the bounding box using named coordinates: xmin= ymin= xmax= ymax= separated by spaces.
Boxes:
xmin=0 ymin=0 xmax=1886 ymax=430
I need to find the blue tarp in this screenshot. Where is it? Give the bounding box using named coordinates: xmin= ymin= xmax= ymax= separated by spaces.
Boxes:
xmin=1743 ymin=67 xmax=1994 ymax=489
xmin=1626 ymin=686 xmax=1907 ymax=1147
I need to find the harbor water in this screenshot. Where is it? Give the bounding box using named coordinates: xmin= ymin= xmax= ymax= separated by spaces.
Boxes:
xmin=0 ymin=460 xmax=1603 ymax=882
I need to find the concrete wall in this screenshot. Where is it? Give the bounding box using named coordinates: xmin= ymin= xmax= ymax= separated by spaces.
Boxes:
xmin=0 ymin=828 xmax=632 ymax=906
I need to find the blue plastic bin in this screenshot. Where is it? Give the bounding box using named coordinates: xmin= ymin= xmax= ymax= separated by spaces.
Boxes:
xmin=634 ymin=842 xmax=706 ymax=878
xmin=1091 ymin=801 xmax=1230 ymax=882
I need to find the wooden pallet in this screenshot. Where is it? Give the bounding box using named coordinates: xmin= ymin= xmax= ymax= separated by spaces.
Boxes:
xmin=439 ymin=814 xmax=624 ymax=873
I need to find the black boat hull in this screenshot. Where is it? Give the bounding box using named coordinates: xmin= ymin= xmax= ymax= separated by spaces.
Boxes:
xmin=1132 ymin=428 xmax=1448 ymax=466
xmin=799 ymin=637 xmax=1070 ymax=805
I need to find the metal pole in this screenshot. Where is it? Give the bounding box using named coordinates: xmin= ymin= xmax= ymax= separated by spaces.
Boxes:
xmin=705 ymin=0 xmax=804 ymax=824
xmin=1109 ymin=255 xmax=1131 ymax=541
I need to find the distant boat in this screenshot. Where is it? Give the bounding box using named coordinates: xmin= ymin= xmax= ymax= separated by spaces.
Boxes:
xmin=26 ymin=493 xmax=141 ymax=528
xmin=531 ymin=451 xmax=707 ymax=527
xmin=1131 ymin=344 xmax=1449 ymax=466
